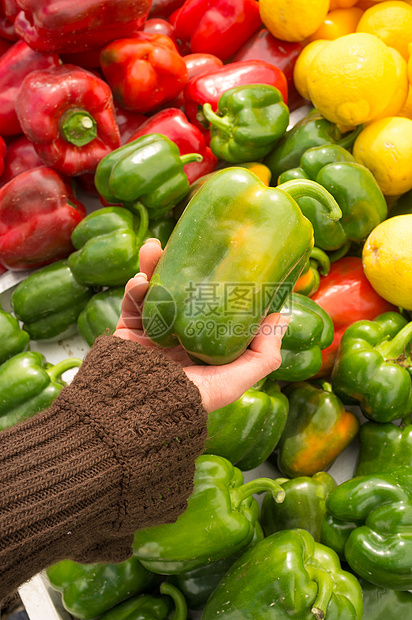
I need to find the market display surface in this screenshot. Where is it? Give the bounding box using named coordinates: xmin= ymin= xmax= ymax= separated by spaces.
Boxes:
xmin=1 ymin=0 xmax=412 ymax=618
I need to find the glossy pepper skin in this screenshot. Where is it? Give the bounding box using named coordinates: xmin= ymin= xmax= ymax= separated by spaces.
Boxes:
xmin=98 ymin=583 xmax=187 ymax=620
xmin=203 ymin=84 xmax=289 ymax=164
xmin=11 ymin=259 xmax=93 ymax=341
xmin=95 ymin=134 xmax=202 ymax=220
xmin=172 ymin=0 xmax=261 ymax=61
xmin=0 ymin=40 xmax=59 ymax=136
xmin=100 ymin=33 xmax=188 ymax=114
xmin=311 ymin=257 xmax=396 ymax=377
xmin=12 ymin=0 xmax=151 ymax=53
xmin=128 ymin=108 xmax=217 ymax=184
xmin=360 ymin=578 xmax=412 ymax=620
xmin=332 ymin=311 xmax=412 ymax=423
xmin=321 ymin=468 xmax=412 ymax=590
xmin=47 ymin=556 xmax=160 ymax=620
xmin=0 ymin=305 xmax=29 ymax=365
xmin=184 ymin=60 xmax=288 ymax=131
xmin=294 ymin=247 xmax=331 ymax=296
xmin=77 ymin=287 xmax=124 ymax=347
xmin=355 ymin=420 xmax=412 ymax=476
xmin=0 ymin=351 xmax=82 ymax=431
xmin=0 ymin=136 xmax=42 ymax=187
xmin=202 ymin=529 xmax=363 ymax=620
xmin=68 ymin=207 xmax=148 ymax=288
xmin=0 ymin=168 xmax=87 ymax=271
xmin=133 ymin=454 xmax=287 ymax=574
xmin=203 ymin=378 xmax=289 ymax=470
xmin=275 ymin=382 xmax=360 ymax=478
xmin=142 ymin=169 xmax=341 ymax=365
xmin=15 ymin=65 xmax=121 ymax=177
xmin=261 ymin=472 xmax=337 ymax=542
xmin=269 ymin=292 xmax=334 ymax=381
xmin=265 ymin=108 xmax=363 ymax=181
xmin=278 ymin=144 xmax=387 ymax=247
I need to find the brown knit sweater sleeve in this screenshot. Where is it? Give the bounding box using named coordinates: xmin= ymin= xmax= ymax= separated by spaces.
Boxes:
xmin=0 ymin=334 xmax=208 ymax=604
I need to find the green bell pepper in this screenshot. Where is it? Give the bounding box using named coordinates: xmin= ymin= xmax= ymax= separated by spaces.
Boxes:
xmin=68 ymin=206 xmax=148 ymax=287
xmin=202 ymin=528 xmax=363 ymax=620
xmin=264 ymin=107 xmax=363 ymax=181
xmin=98 ymin=583 xmax=187 ymax=620
xmin=133 ymin=454 xmax=286 ymax=574
xmin=278 ymin=144 xmax=387 ymax=249
xmin=355 ymin=419 xmax=412 ymax=476
xmin=11 ymin=259 xmax=93 ymax=341
xmin=0 ymin=305 xmax=30 ymax=364
xmin=145 ymin=213 xmax=175 ymax=248
xmin=142 ymin=168 xmax=341 ymax=365
xmin=269 ymin=292 xmax=334 ymax=381
xmin=47 ymin=556 xmax=160 ymax=620
xmin=331 ymin=311 xmax=412 ymax=423
xmin=360 ymin=578 xmax=412 ymax=620
xmin=77 ymin=287 xmax=124 ymax=347
xmin=203 ymin=377 xmax=289 ymax=470
xmin=95 ymin=134 xmax=202 ymax=220
xmin=321 ymin=467 xmax=412 ymax=590
xmin=0 ymin=351 xmax=82 ymax=431
xmin=203 ymin=84 xmax=289 ymax=163
xmin=273 ymin=382 xmax=360 ymax=478
xmin=260 ymin=471 xmax=337 ymax=542
xmin=294 ymin=247 xmax=331 ymax=297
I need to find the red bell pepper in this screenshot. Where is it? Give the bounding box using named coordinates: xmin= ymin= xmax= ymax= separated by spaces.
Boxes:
xmin=0 ymin=136 xmax=42 ymax=187
xmin=171 ymin=0 xmax=262 ymax=61
xmin=0 ymin=167 xmax=86 ymax=270
xmin=184 ymin=59 xmax=288 ymax=130
xmin=115 ymin=105 xmax=147 ymax=145
xmin=149 ymin=0 xmax=185 ymax=19
xmin=168 ymin=52 xmax=224 ymax=110
xmin=12 ymin=0 xmax=152 ymax=53
xmin=0 ymin=2 xmax=16 ymax=40
xmin=0 ymin=136 xmax=6 ymax=177
xmin=311 ymin=257 xmax=396 ymax=376
xmin=128 ymin=108 xmax=217 ymax=184
xmin=233 ymin=29 xmax=304 ymax=112
xmin=100 ymin=33 xmax=188 ymax=114
xmin=0 ymin=40 xmax=59 ymax=136
xmin=15 ymin=65 xmax=120 ymax=177
xmin=143 ymin=17 xmax=176 ymax=40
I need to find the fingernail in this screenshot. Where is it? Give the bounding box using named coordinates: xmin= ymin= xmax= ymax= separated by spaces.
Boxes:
xmin=134 ymin=272 xmax=148 ymax=280
xmin=145 ymin=238 xmax=162 ymax=246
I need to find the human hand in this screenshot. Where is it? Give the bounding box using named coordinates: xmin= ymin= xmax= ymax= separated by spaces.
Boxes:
xmin=114 ymin=239 xmax=289 ymax=413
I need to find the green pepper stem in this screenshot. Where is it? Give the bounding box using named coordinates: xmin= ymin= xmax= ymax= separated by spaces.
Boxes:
xmin=159 ymin=582 xmax=187 ymax=620
xmin=400 ymin=415 xmax=412 ymax=429
xmin=230 ymin=478 xmax=285 ymax=508
xmin=128 ymin=202 xmax=149 ymax=247
xmin=278 ymin=179 xmax=342 ymax=222
xmin=320 ymin=382 xmax=333 ymax=393
xmin=328 ymin=240 xmax=351 ymax=263
xmin=375 ymin=320 xmax=412 ymax=361
xmin=336 ymin=124 xmax=364 ymax=150
xmin=180 ymin=152 xmax=203 ymax=165
xmin=310 ymin=248 xmax=330 ymax=276
xmin=203 ymin=103 xmax=231 ymax=133
xmin=60 ymin=108 xmax=97 ymax=147
xmin=306 ymin=566 xmax=334 ymax=620
xmin=47 ymin=358 xmax=82 ymax=383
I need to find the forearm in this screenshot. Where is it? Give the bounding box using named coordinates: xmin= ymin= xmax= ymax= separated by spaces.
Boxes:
xmin=0 ymin=335 xmax=208 ymax=604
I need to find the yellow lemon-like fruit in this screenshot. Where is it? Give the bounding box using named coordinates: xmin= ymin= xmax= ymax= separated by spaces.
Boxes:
xmin=259 ymin=0 xmax=330 ymax=42
xmin=353 ymin=117 xmax=412 ymax=195
xmin=363 ymin=215 xmax=412 ymax=309
xmin=356 ymin=1 xmax=412 ymax=60
xmin=307 ymin=7 xmax=364 ymax=42
xmin=307 ymin=33 xmax=397 ymax=125
xmin=293 ymin=40 xmax=330 ymax=99
xmin=370 ymin=47 xmax=408 ymax=120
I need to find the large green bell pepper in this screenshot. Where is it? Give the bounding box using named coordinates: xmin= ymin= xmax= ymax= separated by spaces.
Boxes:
xmin=355 ymin=419 xmax=412 ymax=476
xmin=269 ymin=292 xmax=334 ymax=381
xmin=68 ymin=206 xmax=148 ymax=287
xmin=146 ymin=213 xmax=175 ymax=248
xmin=273 ymin=382 xmax=360 ymax=478
xmin=278 ymin=144 xmax=387 ymax=249
xmin=260 ymin=471 xmax=337 ymax=542
xmin=321 ymin=468 xmax=412 ymax=590
xmin=47 ymin=556 xmax=160 ymax=620
xmin=202 ymin=528 xmax=363 ymax=620
xmin=331 ymin=311 xmax=412 ymax=423
xmin=360 ymin=578 xmax=412 ymax=620
xmin=98 ymin=583 xmax=186 ymax=620
xmin=203 ymin=377 xmax=288 ymax=470
xmin=0 ymin=351 xmax=82 ymax=431
xmin=203 ymin=84 xmax=289 ymax=163
xmin=132 ymin=454 xmax=286 ymax=574
xmin=77 ymin=287 xmax=124 ymax=347
xmin=11 ymin=259 xmax=93 ymax=341
xmin=0 ymin=305 xmax=30 ymax=364
xmin=264 ymin=107 xmax=363 ymax=181
xmin=142 ymin=168 xmax=341 ymax=365
xmin=95 ymin=134 xmax=202 ymax=220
